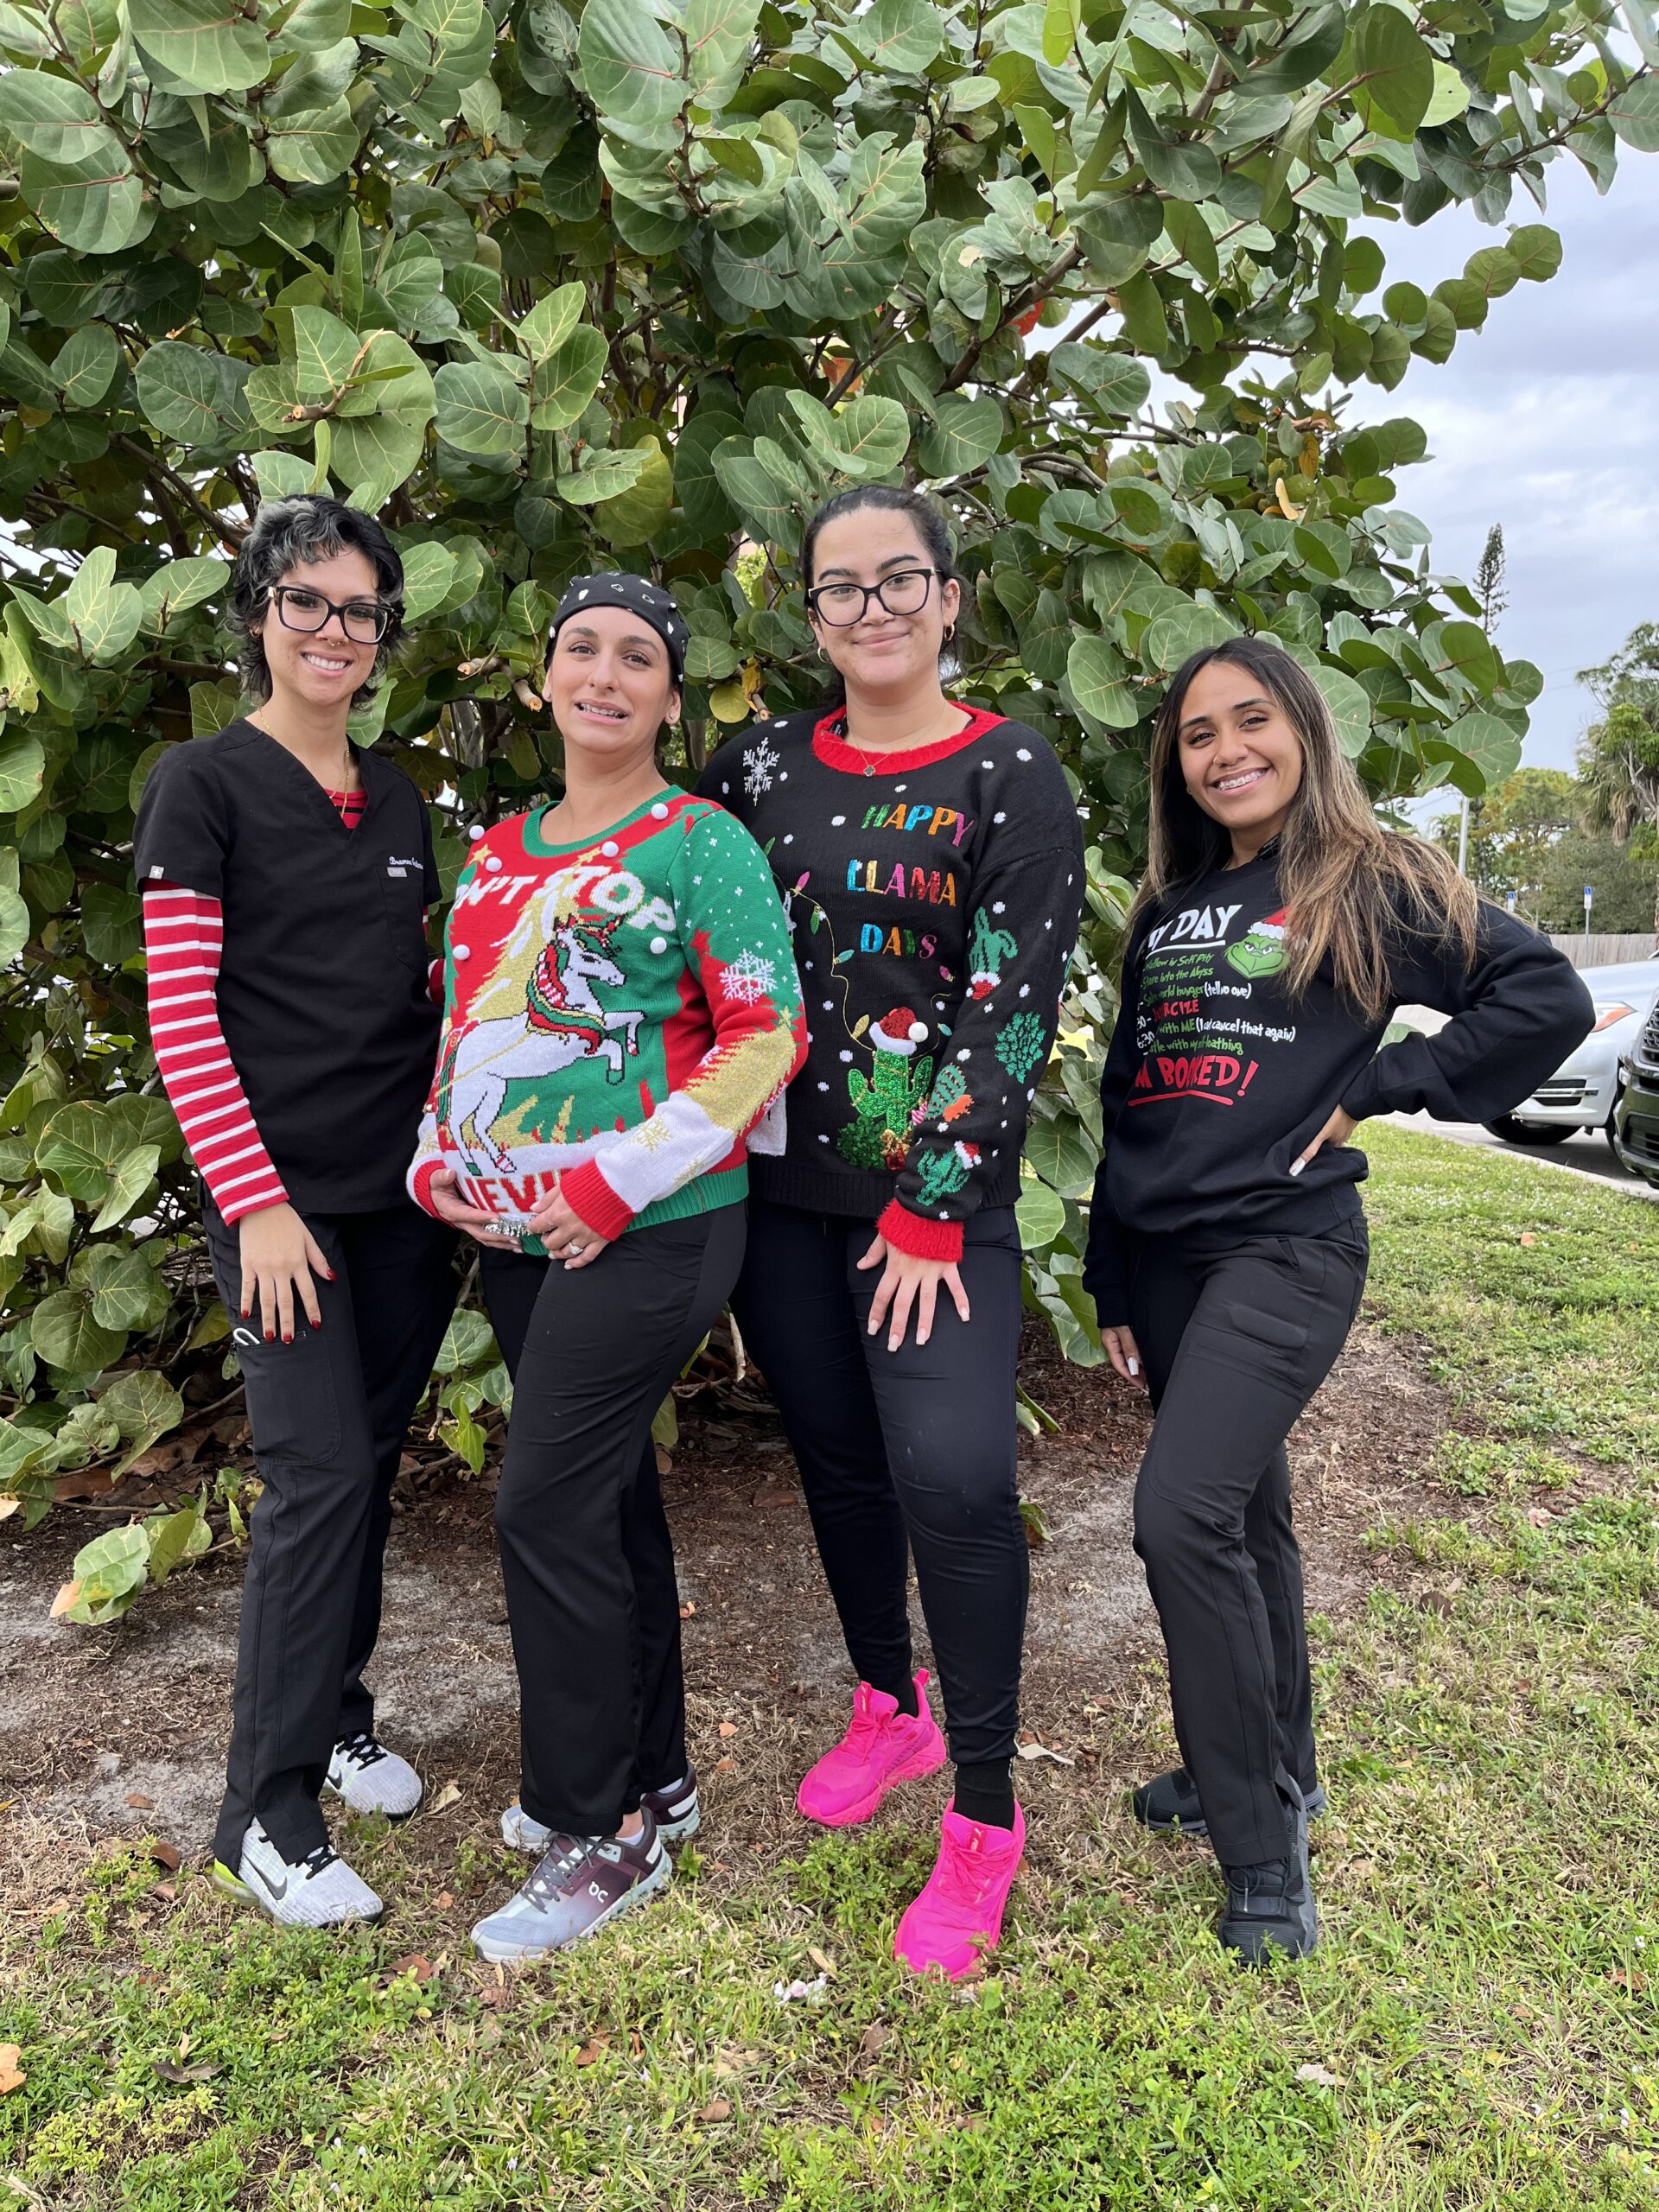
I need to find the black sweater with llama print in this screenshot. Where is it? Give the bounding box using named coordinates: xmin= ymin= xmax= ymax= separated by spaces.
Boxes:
xmin=700 ymin=704 xmax=1084 ymax=1262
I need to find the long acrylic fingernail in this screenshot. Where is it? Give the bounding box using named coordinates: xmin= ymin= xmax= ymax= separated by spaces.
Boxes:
xmin=1288 ymin=1159 xmax=1305 ymax=1178
xmin=1128 ymin=1357 xmax=1140 ymax=1376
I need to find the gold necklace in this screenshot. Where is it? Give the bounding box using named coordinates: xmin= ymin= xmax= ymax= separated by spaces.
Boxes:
xmin=842 ymin=702 xmax=960 ymax=776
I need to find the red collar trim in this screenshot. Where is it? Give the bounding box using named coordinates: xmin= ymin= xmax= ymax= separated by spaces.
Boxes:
xmin=810 ymin=703 xmax=1007 ymax=777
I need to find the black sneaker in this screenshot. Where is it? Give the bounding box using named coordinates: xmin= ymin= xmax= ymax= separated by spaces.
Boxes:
xmin=1217 ymin=1784 xmax=1318 ymax=1965
xmin=1131 ymin=1764 xmax=1326 ymax=1838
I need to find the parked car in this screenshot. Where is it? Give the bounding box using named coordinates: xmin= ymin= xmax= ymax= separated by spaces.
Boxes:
xmin=1612 ymin=992 xmax=1659 ymax=1187
xmin=1483 ymin=953 xmax=1659 ymax=1153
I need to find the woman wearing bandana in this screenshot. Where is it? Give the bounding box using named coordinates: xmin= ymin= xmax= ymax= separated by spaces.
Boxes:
xmin=410 ymin=572 xmax=804 ymax=1961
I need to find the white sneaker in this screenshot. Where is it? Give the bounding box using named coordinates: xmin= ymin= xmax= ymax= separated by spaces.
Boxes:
xmin=325 ymin=1732 xmax=423 ymax=1819
xmin=501 ymin=1768 xmax=701 ymax=1854
xmin=212 ymin=1819 xmax=384 ymax=1927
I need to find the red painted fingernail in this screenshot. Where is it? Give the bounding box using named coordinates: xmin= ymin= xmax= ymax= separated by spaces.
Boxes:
xmin=282 ymin=1333 xmax=292 ymax=1344
xmin=264 ymin=1332 xmax=274 ymax=1343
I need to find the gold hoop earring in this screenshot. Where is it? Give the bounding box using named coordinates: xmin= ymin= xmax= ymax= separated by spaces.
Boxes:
xmin=944 ymin=622 xmax=957 ymax=644
xmin=817 ymin=645 xmax=829 ymax=663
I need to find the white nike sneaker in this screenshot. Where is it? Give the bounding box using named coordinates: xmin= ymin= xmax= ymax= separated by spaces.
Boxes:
xmin=324 ymin=1732 xmax=423 ymax=1819
xmin=212 ymin=1819 xmax=384 ymax=1927
xmin=501 ymin=1767 xmax=701 ymax=1854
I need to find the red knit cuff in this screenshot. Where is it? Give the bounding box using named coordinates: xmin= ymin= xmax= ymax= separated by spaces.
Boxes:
xmin=215 ymin=1179 xmax=289 ymax=1228
xmin=410 ymin=1157 xmax=446 ymax=1219
xmin=427 ymin=957 xmax=444 ymax=1006
xmin=879 ymin=1198 xmax=964 ymax=1263
xmin=559 ymin=1157 xmax=636 ymax=1243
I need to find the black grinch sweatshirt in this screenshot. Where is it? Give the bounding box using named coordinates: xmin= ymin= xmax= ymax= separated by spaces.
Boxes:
xmin=700 ymin=704 xmax=1084 ymax=1261
xmin=1082 ymin=844 xmax=1595 ymax=1323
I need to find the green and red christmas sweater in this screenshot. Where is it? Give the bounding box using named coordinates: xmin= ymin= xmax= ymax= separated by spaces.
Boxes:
xmin=407 ymin=789 xmax=805 ymax=1248
xmin=698 ymin=704 xmax=1084 ymax=1262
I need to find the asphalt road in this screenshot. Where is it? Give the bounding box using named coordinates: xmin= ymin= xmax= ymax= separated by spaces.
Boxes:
xmin=1386 ymin=1109 xmax=1659 ymax=1202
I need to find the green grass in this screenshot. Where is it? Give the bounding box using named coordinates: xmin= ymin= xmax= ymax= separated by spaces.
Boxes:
xmin=6 ymin=1125 xmax=1659 ymax=2210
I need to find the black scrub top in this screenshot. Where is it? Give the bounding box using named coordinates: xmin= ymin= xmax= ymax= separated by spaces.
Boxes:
xmin=132 ymin=717 xmax=443 ymax=1214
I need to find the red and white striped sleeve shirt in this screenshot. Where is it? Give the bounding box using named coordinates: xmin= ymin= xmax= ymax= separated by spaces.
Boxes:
xmin=141 ymin=784 xmax=372 ymax=1225
xmin=143 ymin=885 xmax=289 ymax=1224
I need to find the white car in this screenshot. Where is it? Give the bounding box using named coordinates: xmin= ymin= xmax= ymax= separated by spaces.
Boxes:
xmin=1486 ymin=953 xmax=1659 ymax=1153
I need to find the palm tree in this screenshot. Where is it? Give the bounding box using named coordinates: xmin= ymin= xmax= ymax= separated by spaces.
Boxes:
xmin=1576 ymin=625 xmax=1659 ymax=948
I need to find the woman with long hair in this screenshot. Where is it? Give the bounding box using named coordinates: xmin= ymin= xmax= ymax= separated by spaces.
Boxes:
xmin=133 ymin=494 xmax=456 ymax=1925
xmin=408 ymin=572 xmax=804 ymax=1961
xmin=701 ymin=486 xmax=1084 ymax=1980
xmin=1084 ymin=636 xmax=1593 ymax=1962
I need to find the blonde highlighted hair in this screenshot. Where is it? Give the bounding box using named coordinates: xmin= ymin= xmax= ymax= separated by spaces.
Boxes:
xmin=1137 ymin=637 xmax=1481 ymax=1024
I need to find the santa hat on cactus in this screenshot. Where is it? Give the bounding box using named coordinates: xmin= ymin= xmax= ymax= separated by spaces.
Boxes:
xmin=954 ymin=1140 xmax=982 ymax=1170
xmin=869 ymin=1007 xmax=929 ymax=1057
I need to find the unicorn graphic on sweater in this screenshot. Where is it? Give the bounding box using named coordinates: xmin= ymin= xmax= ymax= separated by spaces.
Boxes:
xmin=440 ymin=900 xmax=645 ymax=1173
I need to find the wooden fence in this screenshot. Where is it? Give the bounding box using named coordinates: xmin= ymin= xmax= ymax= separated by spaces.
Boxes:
xmin=1548 ymin=932 xmax=1658 ymax=970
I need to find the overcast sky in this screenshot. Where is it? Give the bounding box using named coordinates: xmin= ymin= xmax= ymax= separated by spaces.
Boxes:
xmin=1363 ymin=147 xmax=1659 ymax=777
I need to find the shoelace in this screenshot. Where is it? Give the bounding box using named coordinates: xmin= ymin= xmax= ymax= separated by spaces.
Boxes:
xmin=933 ymin=1834 xmax=1005 ymax=1914
xmin=335 ymin=1731 xmax=389 ymax=1770
xmin=529 ymin=1836 xmax=599 ymax=1899
xmin=297 ymin=1840 xmax=340 ymax=1879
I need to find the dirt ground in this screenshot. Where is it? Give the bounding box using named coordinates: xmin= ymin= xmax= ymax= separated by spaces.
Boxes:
xmin=0 ymin=1314 xmax=1454 ymax=1901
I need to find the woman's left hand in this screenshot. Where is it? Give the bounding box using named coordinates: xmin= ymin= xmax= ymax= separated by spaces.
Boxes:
xmin=522 ymin=1181 xmax=613 ymax=1270
xmin=1290 ymin=1104 xmax=1358 ymax=1177
xmin=857 ymin=1234 xmax=970 ymax=1351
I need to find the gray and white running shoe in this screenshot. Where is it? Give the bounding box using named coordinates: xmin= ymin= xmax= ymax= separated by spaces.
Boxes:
xmin=501 ymin=1767 xmax=700 ymax=1854
xmin=325 ymin=1732 xmax=423 ymax=1820
xmin=212 ymin=1818 xmax=384 ymax=1928
xmin=471 ymin=1814 xmax=670 ymax=1962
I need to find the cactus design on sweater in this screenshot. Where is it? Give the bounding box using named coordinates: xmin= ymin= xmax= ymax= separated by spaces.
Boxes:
xmin=838 ymin=1006 xmax=935 ymax=1170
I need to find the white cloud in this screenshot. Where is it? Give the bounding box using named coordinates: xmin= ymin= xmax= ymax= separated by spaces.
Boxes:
xmin=1359 ymin=150 xmax=1659 ymax=771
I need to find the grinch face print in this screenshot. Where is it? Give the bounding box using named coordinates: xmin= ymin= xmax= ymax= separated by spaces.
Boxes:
xmin=1225 ymin=911 xmax=1289 ymax=980
xmin=1129 ymin=894 xmax=1299 ymax=1109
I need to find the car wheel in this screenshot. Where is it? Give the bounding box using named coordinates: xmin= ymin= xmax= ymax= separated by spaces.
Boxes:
xmin=1484 ymin=1116 xmax=1575 ymax=1147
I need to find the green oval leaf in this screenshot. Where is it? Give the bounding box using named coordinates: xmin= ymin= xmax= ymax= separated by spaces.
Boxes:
xmin=130 ymin=0 xmax=270 ymax=92
xmin=30 ymin=1287 xmax=125 ymax=1374
xmin=434 ymin=359 xmax=530 ymax=456
xmin=529 ymin=324 xmax=607 ymax=432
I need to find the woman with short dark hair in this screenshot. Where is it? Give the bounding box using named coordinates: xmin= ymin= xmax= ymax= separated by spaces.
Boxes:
xmin=701 ymin=486 xmax=1084 ymax=1980
xmin=1085 ymin=636 xmax=1593 ymax=1963
xmin=134 ymin=493 xmax=456 ymax=1925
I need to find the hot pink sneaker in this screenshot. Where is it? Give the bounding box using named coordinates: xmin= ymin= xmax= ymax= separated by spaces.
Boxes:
xmin=893 ymin=1802 xmax=1026 ymax=1981
xmin=796 ymin=1671 xmax=947 ymax=1828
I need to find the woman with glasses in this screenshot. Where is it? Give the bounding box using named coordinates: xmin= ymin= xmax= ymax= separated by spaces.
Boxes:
xmin=699 ymin=486 xmax=1084 ymax=1980
xmin=133 ymin=494 xmax=456 ymax=1926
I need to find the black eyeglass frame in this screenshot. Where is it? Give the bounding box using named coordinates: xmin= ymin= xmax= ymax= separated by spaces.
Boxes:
xmin=804 ymin=567 xmax=939 ymax=626
xmin=267 ymin=583 xmax=397 ymax=645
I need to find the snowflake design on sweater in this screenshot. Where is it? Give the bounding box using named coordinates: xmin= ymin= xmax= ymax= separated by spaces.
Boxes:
xmin=720 ymin=948 xmax=777 ymax=1007
xmin=741 ymin=737 xmax=780 ymax=800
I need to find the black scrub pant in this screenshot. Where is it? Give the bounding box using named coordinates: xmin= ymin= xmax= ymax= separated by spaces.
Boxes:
xmin=480 ymin=1205 xmax=746 ymax=1839
xmin=204 ymin=1200 xmax=458 ymax=1867
xmin=731 ymin=1199 xmax=1028 ymax=1770
xmin=1128 ymin=1220 xmax=1369 ymax=1868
